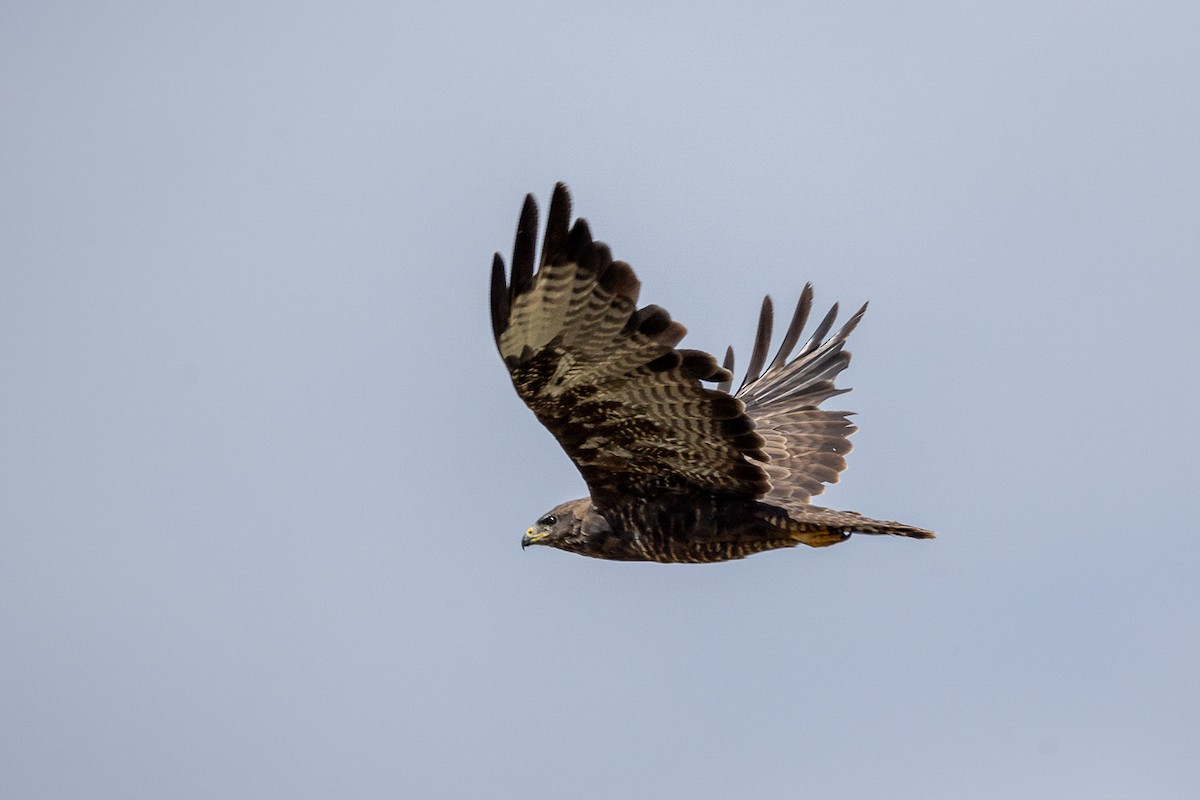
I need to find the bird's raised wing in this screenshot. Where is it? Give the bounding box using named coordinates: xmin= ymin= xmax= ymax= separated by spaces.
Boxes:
xmin=717 ymin=288 xmax=866 ymax=508
xmin=491 ymin=183 xmax=770 ymax=502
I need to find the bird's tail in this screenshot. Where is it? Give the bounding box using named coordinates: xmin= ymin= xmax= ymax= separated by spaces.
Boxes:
xmin=779 ymin=504 xmax=936 ymax=548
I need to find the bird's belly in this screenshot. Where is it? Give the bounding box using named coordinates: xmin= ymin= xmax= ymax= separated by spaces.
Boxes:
xmin=621 ymin=496 xmax=802 ymax=563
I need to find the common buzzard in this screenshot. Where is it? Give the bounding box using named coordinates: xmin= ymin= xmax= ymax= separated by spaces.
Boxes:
xmin=491 ymin=184 xmax=934 ymax=562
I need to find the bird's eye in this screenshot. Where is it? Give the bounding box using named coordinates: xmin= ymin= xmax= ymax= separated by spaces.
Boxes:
xmin=539 ymin=514 xmax=557 ymax=527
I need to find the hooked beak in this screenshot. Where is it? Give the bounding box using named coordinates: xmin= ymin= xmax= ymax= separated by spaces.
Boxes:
xmin=522 ymin=527 xmax=545 ymax=549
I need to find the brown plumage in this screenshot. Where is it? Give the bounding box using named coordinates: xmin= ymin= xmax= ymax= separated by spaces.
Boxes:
xmin=491 ymin=183 xmax=934 ymax=563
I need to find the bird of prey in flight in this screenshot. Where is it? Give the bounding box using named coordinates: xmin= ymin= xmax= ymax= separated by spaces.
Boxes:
xmin=490 ymin=183 xmax=934 ymax=562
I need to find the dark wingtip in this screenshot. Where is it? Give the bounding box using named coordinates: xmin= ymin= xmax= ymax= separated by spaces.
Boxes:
xmin=766 ymin=286 xmax=814 ymax=374
xmin=851 ymin=301 xmax=869 ymax=324
xmin=490 ymin=253 xmax=510 ymax=343
xmin=599 ymin=260 xmax=639 ymax=301
xmin=564 ymin=217 xmax=593 ymax=264
xmin=647 ymin=351 xmax=682 ymax=373
xmin=798 ymin=301 xmax=840 ymax=357
xmin=678 ymin=349 xmax=723 ymax=380
xmin=510 ymin=194 xmax=539 ymax=301
xmin=719 ymin=414 xmax=755 ymax=436
xmin=634 ymin=304 xmax=672 ymax=336
xmin=738 ymin=295 xmax=774 ymax=394
xmin=542 ymin=183 xmax=572 ymax=267
xmin=838 ymin=301 xmax=868 ymax=340
xmin=704 ymin=390 xmax=746 ymax=420
xmin=717 ymin=346 xmax=735 ymax=394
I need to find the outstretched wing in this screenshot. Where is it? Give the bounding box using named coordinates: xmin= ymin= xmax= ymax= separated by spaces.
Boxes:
xmin=491 ymin=183 xmax=770 ymax=502
xmin=717 ymin=287 xmax=866 ymax=508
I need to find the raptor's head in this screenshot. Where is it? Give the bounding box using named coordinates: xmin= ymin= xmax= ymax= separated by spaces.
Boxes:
xmin=522 ymin=498 xmax=637 ymax=559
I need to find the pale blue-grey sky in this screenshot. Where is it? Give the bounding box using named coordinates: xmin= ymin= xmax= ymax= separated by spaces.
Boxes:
xmin=2 ymin=2 xmax=1198 ymax=798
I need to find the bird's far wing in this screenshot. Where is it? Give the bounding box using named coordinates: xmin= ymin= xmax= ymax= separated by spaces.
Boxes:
xmin=719 ymin=287 xmax=867 ymax=508
xmin=491 ymin=183 xmax=771 ymax=502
